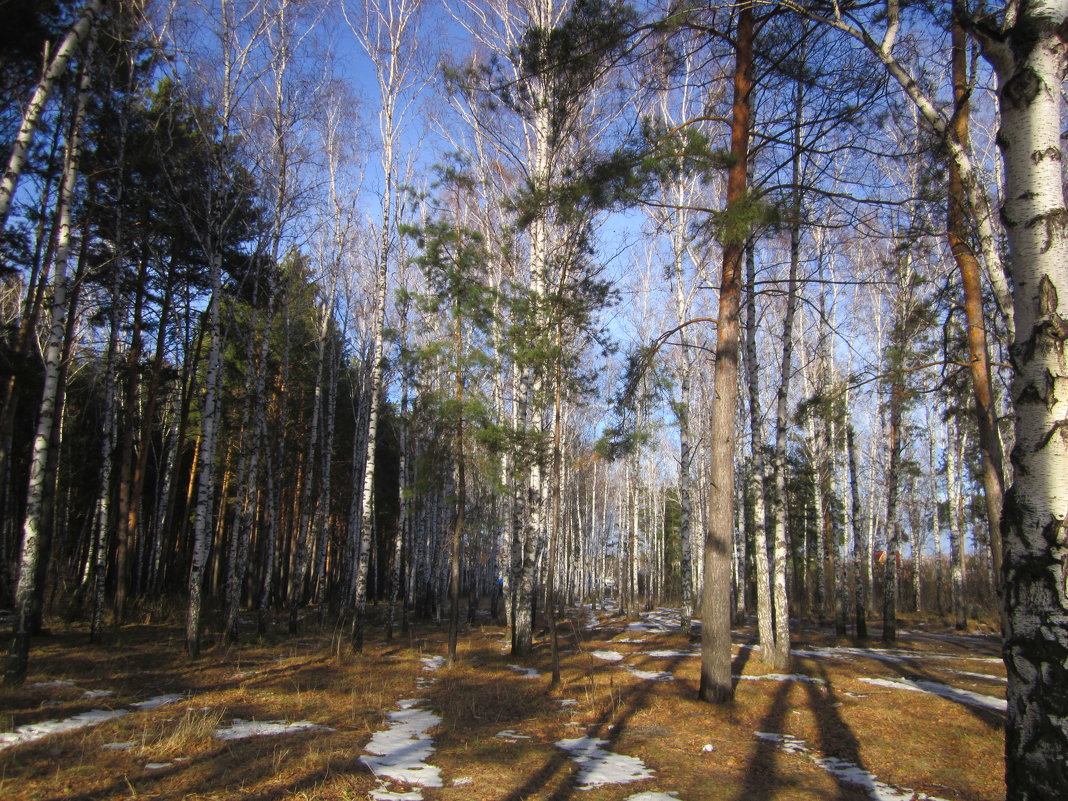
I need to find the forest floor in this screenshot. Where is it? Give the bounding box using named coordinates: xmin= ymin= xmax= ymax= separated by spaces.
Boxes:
xmin=0 ymin=603 xmax=1005 ymax=801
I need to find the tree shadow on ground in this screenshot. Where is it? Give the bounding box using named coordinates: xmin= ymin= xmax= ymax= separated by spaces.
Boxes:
xmin=489 ymin=651 xmax=692 ymax=801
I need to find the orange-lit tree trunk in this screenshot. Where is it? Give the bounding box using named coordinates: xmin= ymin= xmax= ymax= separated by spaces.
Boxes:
xmin=947 ymin=9 xmax=1004 ymax=593
xmin=699 ymin=3 xmax=752 ymax=704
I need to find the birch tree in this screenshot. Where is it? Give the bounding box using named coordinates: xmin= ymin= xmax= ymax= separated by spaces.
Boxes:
xmin=345 ymin=0 xmax=424 ymax=652
xmin=5 ymin=9 xmax=98 ymax=684
xmin=966 ymin=3 xmax=1068 ymax=795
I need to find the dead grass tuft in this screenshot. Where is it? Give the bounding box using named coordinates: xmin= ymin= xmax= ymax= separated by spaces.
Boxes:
xmin=138 ymin=705 xmax=226 ymax=758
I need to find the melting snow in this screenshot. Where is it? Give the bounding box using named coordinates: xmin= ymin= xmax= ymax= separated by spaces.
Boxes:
xmin=858 ymin=678 xmax=1006 ymax=712
xmin=793 ymin=646 xmax=1001 ymax=665
xmin=83 ymin=690 xmax=115 ymax=699
xmin=591 ymin=650 xmax=624 ymax=662
xmin=735 ymin=674 xmax=826 ymax=685
xmin=145 ymin=762 xmax=171 ymax=770
xmin=31 ymin=680 xmax=76 ymax=688
xmin=420 ymin=656 xmax=445 ymax=672
xmin=131 ymin=694 xmax=185 ymax=710
xmin=361 ymin=698 xmax=443 ymax=792
xmin=644 ymin=649 xmax=694 ymax=658
xmin=556 ymin=699 xmax=578 ymax=706
xmin=496 ymin=730 xmax=531 ymax=739
xmin=103 ymin=741 xmax=135 ymax=751
xmin=948 ymin=669 xmax=1006 ymax=683
xmin=626 ymin=793 xmax=681 ymax=801
xmin=452 ymin=777 xmax=473 ymax=786
xmin=370 ymin=788 xmax=424 ymax=800
xmin=556 ymin=736 xmax=655 ymax=789
xmin=214 ymin=719 xmax=334 ymax=740
xmin=755 ymin=732 xmax=951 ymax=801
xmin=624 ymin=667 xmax=674 ymax=681
xmin=0 ymin=709 xmax=128 ymax=751
xmin=508 ymin=664 xmax=541 ymax=678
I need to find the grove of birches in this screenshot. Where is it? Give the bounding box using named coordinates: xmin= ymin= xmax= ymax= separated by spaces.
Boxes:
xmin=1 ymin=0 xmax=1066 ymax=797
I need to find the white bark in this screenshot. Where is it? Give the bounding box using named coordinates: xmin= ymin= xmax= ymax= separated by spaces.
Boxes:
xmin=971 ymin=5 xmax=1068 ymax=795
xmin=6 ymin=14 xmax=97 ymax=683
xmin=0 ymin=0 xmax=104 ymax=230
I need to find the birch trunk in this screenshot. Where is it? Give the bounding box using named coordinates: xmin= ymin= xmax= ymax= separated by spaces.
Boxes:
xmin=5 ymin=16 xmax=96 ymax=683
xmin=881 ymin=377 xmax=904 ymax=644
xmin=90 ymin=281 xmax=122 ymax=642
xmin=744 ymin=248 xmax=775 ymax=656
xmin=847 ymin=423 xmax=867 ymax=638
xmin=764 ymin=61 xmax=803 ymax=670
xmin=972 ymin=6 xmax=1068 ymax=793
xmin=186 ymin=262 xmax=224 ymax=659
xmin=0 ymin=0 xmax=104 ymax=230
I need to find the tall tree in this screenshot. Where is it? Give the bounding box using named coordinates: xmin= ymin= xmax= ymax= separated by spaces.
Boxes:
xmin=5 ymin=6 xmax=98 ymax=685
xmin=966 ymin=3 xmax=1068 ymax=797
xmin=700 ymin=2 xmax=753 ymax=704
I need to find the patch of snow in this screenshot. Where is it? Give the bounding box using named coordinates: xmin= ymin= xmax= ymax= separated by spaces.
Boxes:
xmin=755 ymin=732 xmax=951 ymax=801
xmin=31 ymin=680 xmax=76 ymax=688
xmin=83 ymin=690 xmax=115 ymax=699
xmin=644 ymin=650 xmax=694 ymax=658
xmin=613 ymin=638 xmax=647 ymax=644
xmin=701 ymin=744 xmax=715 ymax=752
xmin=793 ymin=646 xmax=1001 ymax=665
xmin=452 ymin=777 xmax=473 ymax=786
xmin=858 ymin=678 xmax=1006 ymax=712
xmin=627 ymin=623 xmax=658 ymax=632
xmin=370 ymin=787 xmax=424 ymax=801
xmin=131 ymin=694 xmax=184 ymax=710
xmin=591 ymin=650 xmax=623 ymax=662
xmin=508 ymin=664 xmax=541 ymax=678
xmin=496 ymin=730 xmax=531 ymax=739
xmin=362 ymin=699 xmax=442 ymax=791
xmin=556 ymin=699 xmax=578 ymax=707
xmin=0 ymin=709 xmax=128 ymax=751
xmin=626 ymin=793 xmax=680 ymax=801
xmin=145 ymin=762 xmax=171 ymax=770
xmin=947 ymin=670 xmax=1006 ymax=683
xmin=556 ymin=736 xmax=655 ymax=789
xmin=633 ymin=609 xmax=681 ymax=632
xmin=624 ymin=667 xmax=674 ymax=682
xmin=735 ymin=674 xmax=826 ymax=685
xmin=420 ymin=655 xmax=445 ymax=672
xmin=214 ymin=719 xmax=334 ymax=740
xmin=103 ymin=741 xmax=135 ymax=751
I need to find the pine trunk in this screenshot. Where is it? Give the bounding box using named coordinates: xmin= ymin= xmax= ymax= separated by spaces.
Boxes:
xmin=699 ymin=4 xmax=751 ymax=704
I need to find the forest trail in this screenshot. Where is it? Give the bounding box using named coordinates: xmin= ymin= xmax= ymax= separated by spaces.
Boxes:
xmin=0 ymin=605 xmax=1004 ymax=800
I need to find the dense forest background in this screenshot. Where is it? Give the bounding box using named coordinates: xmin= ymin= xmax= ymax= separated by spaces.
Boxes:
xmin=1 ymin=1 xmax=1066 ymax=796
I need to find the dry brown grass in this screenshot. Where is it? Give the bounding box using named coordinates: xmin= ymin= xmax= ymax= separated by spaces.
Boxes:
xmin=0 ymin=609 xmax=1004 ymax=801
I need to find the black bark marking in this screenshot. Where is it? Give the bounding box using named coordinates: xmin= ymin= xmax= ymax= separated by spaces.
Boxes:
xmin=1004 ymin=67 xmax=1041 ymax=109
xmin=1057 ymin=17 xmax=1068 ymax=45
xmin=1032 ymin=146 xmax=1062 ymax=163
xmin=1016 ymin=381 xmax=1046 ymax=411
xmin=1038 ymin=418 xmax=1068 ymax=449
xmin=1039 ymin=275 xmax=1061 ymax=317
xmin=1025 ymin=208 xmax=1068 ymax=252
